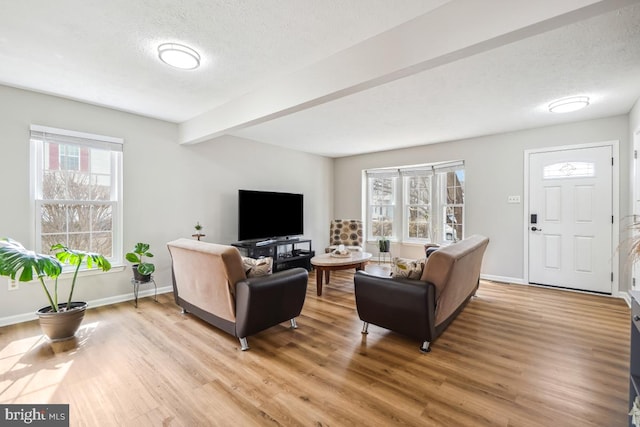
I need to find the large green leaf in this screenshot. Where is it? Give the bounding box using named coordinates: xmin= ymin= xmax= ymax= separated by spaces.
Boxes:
xmin=0 ymin=238 xmax=62 ymax=281
xmin=52 ymin=244 xmax=112 ymax=271
xmin=51 ymin=244 xmax=112 ymax=308
xmin=0 ymin=238 xmax=61 ymax=311
xmin=133 ymin=242 xmax=150 ymax=254
xmin=136 ymin=262 xmax=155 ymax=276
xmin=125 ymin=253 xmax=141 ymax=263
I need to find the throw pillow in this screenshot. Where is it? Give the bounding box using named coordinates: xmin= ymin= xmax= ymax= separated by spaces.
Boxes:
xmin=242 ymin=256 xmax=273 ymax=277
xmin=391 ymin=257 xmax=426 ymax=279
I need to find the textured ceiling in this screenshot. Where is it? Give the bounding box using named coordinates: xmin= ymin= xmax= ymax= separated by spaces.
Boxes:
xmin=1 ymin=0 xmax=639 ymax=157
xmin=232 ymin=3 xmax=640 ymax=156
xmin=0 ymin=0 xmax=443 ymax=121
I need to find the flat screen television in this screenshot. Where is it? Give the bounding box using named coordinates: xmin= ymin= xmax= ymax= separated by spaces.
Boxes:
xmin=238 ymin=190 xmax=304 ymax=242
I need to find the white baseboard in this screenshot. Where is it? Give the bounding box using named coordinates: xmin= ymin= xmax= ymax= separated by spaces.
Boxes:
xmin=0 ymin=286 xmax=173 ymax=327
xmin=480 ymin=274 xmax=525 ymax=285
xmin=481 ymin=275 xmax=629 ymax=302
xmin=617 ymin=291 xmax=631 ymax=306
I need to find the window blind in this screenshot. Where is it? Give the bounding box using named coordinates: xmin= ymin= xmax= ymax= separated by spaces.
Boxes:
xmin=30 ymin=124 xmax=123 ymax=152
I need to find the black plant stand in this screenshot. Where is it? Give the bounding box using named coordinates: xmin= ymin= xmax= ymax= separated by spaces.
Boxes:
xmin=131 ymin=276 xmax=157 ymax=308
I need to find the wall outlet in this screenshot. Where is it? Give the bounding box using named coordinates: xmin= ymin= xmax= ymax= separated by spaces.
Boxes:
xmin=8 ymin=278 xmax=18 ymax=291
xmin=507 ymin=195 xmax=521 ymax=204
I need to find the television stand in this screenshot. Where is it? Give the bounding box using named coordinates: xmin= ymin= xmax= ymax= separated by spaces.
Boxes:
xmin=232 ymin=239 xmax=314 ymax=272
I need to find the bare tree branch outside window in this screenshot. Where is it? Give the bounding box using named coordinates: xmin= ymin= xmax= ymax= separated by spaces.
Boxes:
xmin=39 ymin=142 xmax=114 ymax=257
xmin=370 ymin=177 xmax=395 ymax=238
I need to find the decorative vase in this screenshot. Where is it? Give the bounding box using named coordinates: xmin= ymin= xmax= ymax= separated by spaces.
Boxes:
xmin=378 ymin=239 xmax=390 ymax=253
xmin=36 ymin=302 xmax=87 ymax=342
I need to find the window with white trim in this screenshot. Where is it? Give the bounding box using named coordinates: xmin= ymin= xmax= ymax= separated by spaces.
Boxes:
xmin=30 ymin=125 xmax=123 ymax=263
xmin=441 ymin=169 xmax=465 ymax=242
xmin=367 ymin=170 xmax=398 ymax=239
xmin=402 ymin=168 xmax=433 ymax=242
xmin=366 ymin=161 xmax=464 ymax=244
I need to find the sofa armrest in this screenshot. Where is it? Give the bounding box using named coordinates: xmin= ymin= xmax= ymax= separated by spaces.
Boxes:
xmin=354 ymin=270 xmax=437 ymax=342
xmin=235 ymin=268 xmax=308 ymax=338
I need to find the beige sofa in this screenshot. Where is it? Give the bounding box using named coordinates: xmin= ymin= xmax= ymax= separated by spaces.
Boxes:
xmin=353 ymin=235 xmax=489 ymax=352
xmin=167 ymin=238 xmax=308 ymax=350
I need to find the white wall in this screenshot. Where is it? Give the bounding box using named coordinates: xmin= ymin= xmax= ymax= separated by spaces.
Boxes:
xmin=631 ymin=97 xmax=640 ymax=135
xmin=0 ymin=85 xmax=333 ymax=323
xmin=334 ymin=115 xmax=631 ymax=290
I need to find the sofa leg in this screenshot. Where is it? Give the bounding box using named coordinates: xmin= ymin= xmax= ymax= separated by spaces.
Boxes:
xmin=361 ymin=322 xmax=369 ymax=334
xmin=420 ymin=341 xmax=431 ymax=353
xmin=239 ymin=337 xmax=250 ymax=351
xmin=181 ymin=308 xmax=188 ymax=314
xmin=290 ymin=318 xmax=298 ymax=329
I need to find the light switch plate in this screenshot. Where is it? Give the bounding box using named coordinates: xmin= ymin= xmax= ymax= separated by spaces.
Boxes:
xmin=507 ymin=195 xmax=521 ymax=204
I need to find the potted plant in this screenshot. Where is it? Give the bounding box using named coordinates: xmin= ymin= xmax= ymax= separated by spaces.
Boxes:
xmin=126 ymin=242 xmax=155 ymax=283
xmin=193 ymin=222 xmax=205 ymax=241
xmin=0 ymin=238 xmax=111 ymax=341
xmin=378 ymin=237 xmax=390 ymax=253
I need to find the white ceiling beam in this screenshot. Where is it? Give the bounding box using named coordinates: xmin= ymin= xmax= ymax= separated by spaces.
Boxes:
xmin=179 ymin=0 xmax=636 ymax=145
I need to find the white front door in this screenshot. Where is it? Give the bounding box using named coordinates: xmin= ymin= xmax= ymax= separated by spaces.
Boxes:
xmin=528 ymin=146 xmax=612 ymax=293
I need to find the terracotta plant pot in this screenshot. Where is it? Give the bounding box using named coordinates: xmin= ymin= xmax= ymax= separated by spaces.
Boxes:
xmin=36 ymin=302 xmax=87 ymax=342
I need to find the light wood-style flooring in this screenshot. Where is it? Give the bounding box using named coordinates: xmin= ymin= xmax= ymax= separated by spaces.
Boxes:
xmin=0 ymin=270 xmax=631 ymax=426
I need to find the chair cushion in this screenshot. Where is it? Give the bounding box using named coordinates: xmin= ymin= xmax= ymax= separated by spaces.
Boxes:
xmin=242 ymin=256 xmax=273 ymax=277
xmin=391 ymin=257 xmax=426 ymax=279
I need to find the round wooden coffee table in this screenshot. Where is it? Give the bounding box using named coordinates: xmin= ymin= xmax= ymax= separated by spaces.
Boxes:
xmin=310 ymin=252 xmax=372 ymax=296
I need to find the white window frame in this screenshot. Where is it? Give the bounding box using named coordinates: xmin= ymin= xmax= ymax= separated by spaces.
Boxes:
xmin=436 ymin=165 xmax=465 ymax=243
xmin=366 ymin=170 xmax=400 ymax=241
xmin=365 ymin=161 xmax=464 ymax=245
xmin=402 ymin=168 xmax=433 ymax=244
xmin=30 ymin=125 xmax=123 ymax=266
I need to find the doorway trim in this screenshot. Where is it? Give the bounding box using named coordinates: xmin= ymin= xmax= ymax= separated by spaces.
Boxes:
xmin=632 ymin=128 xmax=640 ymax=292
xmin=523 ymin=140 xmax=620 ymax=296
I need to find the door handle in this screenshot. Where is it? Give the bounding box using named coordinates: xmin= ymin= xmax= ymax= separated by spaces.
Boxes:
xmin=531 ymin=226 xmax=542 ymax=231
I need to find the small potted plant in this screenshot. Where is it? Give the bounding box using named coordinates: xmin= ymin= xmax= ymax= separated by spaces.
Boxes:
xmin=0 ymin=238 xmax=111 ymax=341
xmin=126 ymin=243 xmax=155 ymax=283
xmin=378 ymin=237 xmax=390 ymax=253
xmin=193 ymin=222 xmax=205 ymax=241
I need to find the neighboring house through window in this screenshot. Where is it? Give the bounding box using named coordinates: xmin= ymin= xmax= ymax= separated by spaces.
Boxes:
xmin=365 ymin=161 xmax=464 ymax=245
xmin=30 ymin=125 xmax=123 ymax=264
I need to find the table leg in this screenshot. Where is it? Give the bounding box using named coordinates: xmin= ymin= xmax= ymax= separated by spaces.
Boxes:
xmin=325 ymin=270 xmax=331 ymax=284
xmin=316 ymin=268 xmax=323 ymax=296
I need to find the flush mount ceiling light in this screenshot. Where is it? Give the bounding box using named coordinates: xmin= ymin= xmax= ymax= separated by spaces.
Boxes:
xmin=548 ymin=96 xmax=590 ymax=113
xmin=158 ymin=43 xmax=200 ymax=70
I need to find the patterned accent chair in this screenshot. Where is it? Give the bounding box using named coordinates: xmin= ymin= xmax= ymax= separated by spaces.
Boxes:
xmin=325 ymin=219 xmax=364 ymax=253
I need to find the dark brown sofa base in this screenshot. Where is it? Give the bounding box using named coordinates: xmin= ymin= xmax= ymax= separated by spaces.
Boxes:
xmin=355 ymin=272 xmax=478 ymax=352
xmin=354 ymin=235 xmax=489 ymax=352
xmin=168 ymin=239 xmax=308 ymax=351
xmin=175 ymin=296 xmax=237 ymax=336
xmin=173 ymin=268 xmax=308 ymax=341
